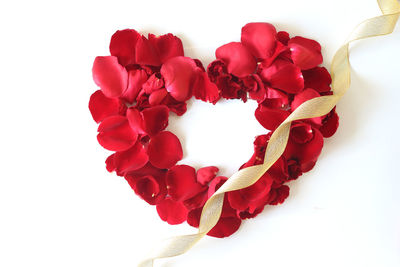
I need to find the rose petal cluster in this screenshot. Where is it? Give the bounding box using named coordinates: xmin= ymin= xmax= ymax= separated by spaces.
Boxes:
xmin=89 ymin=24 xmax=340 ymax=239
xmin=208 ymin=22 xmax=339 ymax=138
xmin=90 ymin=29 xmax=220 ymax=120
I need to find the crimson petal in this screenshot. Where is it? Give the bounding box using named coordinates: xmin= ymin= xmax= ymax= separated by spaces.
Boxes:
xmin=161 ymin=56 xmax=196 ymax=102
xmin=141 ymin=105 xmax=169 ymax=136
xmin=125 ymin=174 xmax=165 ymax=205
xmin=147 ymin=131 xmax=183 ymax=168
xmin=216 ymin=42 xmax=256 ymax=78
xmin=149 ymin=89 xmax=168 ymax=105
xmin=207 ymin=217 xmax=241 ymax=238
xmin=260 ymin=59 xmax=304 ymax=93
xmin=109 ymin=29 xmax=141 ymax=66
xmin=121 ymin=69 xmax=148 ymax=103
xmin=187 ymin=207 xmax=241 ymax=238
xmin=105 ymin=154 xmax=116 ymax=172
xmin=263 ymin=87 xmax=290 ymax=109
xmin=89 ymin=90 xmax=125 ymax=123
xmin=193 ymin=70 xmax=221 ymax=104
xmin=183 ymin=189 xmax=208 ymax=210
xmin=126 ymin=108 xmax=146 ymax=135
xmin=196 ymin=166 xmax=219 ymax=185
xmin=288 ymin=36 xmax=323 ymax=70
xmin=268 ymin=185 xmax=290 ymax=205
xmin=291 ymin=88 xmax=322 ymax=125
xmin=97 ymin=115 xmax=138 ymax=151
xmin=113 ymin=141 xmax=149 ymax=175
xmin=277 ymin=31 xmax=290 ymax=45
xmin=148 ymin=33 xmax=184 ymax=64
xmin=284 ymin=123 xmax=324 ymax=166
xmin=302 ymin=67 xmax=332 ymax=92
xmin=92 ymin=56 xmax=128 ymax=98
xmin=142 ymin=73 xmax=164 ymax=94
xmin=135 ymin=35 xmax=161 ymax=66
xmin=241 ymin=22 xmax=277 ymax=60
xmin=227 ymin=173 xmax=273 ymax=213
xmin=166 ymin=165 xmax=205 ymax=201
xmin=156 ymin=197 xmax=188 ymax=225
xmin=126 ymin=162 xmax=167 ymax=182
xmin=255 ymin=104 xmax=290 ymax=131
xmin=319 ymin=109 xmax=339 ymax=138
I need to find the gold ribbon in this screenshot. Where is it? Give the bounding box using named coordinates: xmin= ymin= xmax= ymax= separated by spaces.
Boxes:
xmin=138 ymin=1 xmax=400 ymax=265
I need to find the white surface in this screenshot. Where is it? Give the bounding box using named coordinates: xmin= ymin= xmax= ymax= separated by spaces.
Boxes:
xmin=0 ymin=0 xmax=399 ymax=266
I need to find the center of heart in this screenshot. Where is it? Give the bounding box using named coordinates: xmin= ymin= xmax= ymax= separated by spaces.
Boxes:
xmin=167 ymin=98 xmax=267 ymax=176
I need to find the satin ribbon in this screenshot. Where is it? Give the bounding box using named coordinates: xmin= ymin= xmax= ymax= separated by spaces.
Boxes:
xmin=139 ymin=0 xmax=400 ymax=265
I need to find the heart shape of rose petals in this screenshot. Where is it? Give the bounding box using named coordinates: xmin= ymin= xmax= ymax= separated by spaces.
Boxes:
xmin=89 ymin=23 xmax=339 ymax=238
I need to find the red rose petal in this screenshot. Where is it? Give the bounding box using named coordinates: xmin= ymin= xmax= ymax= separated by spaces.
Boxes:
xmin=241 ymin=134 xmax=271 ymax=168
xmin=183 ymin=189 xmax=208 ymax=210
xmin=207 ymin=217 xmax=241 ymax=238
xmin=113 ymin=141 xmax=149 ymax=175
xmin=125 ymin=174 xmax=165 ymax=205
xmin=247 ymin=74 xmax=266 ymax=102
xmin=161 ymin=56 xmax=196 ymax=102
xmin=290 ymin=123 xmax=314 ymax=144
xmin=89 ymin=90 xmax=125 ymax=123
xmin=196 ymin=166 xmax=219 ymax=185
xmin=284 ymin=123 xmax=324 ymax=166
xmin=127 ymin=105 xmax=169 ymax=136
xmin=166 ymin=165 xmax=205 ymax=201
xmin=142 ymin=73 xmax=164 ymax=94
xmin=97 ymin=115 xmax=138 ymax=151
xmin=187 ymin=206 xmax=241 ymax=238
xmin=288 ymin=36 xmax=323 ymax=70
xmin=227 ymin=173 xmax=273 ymax=213
xmin=319 ymin=109 xmax=339 ymax=138
xmin=241 ymin=22 xmax=277 ymax=60
xmin=277 ymin=31 xmax=290 ymax=45
xmin=149 ymin=89 xmax=168 ymax=106
xmin=142 ymin=105 xmax=169 ymax=136
xmin=238 ymin=207 xmax=265 ymax=219
xmin=187 ymin=208 xmax=201 ymax=228
xmin=109 ymin=29 xmax=141 ymax=66
xmin=208 ymin=176 xmax=229 ymax=199
xmin=260 ymin=59 xmax=304 ymax=94
xmin=216 ymin=42 xmax=256 ymax=78
xmin=239 ymin=175 xmax=272 ymax=201
xmin=92 ymin=56 xmax=128 ymax=98
xmin=193 ymin=70 xmax=221 ymax=104
xmin=135 ymin=35 xmax=161 ymax=66
xmin=148 ymin=33 xmax=184 ymax=64
xmin=127 ymin=162 xmax=167 ymax=182
xmin=121 ymin=69 xmax=148 ymax=103
xmin=156 ymin=197 xmax=188 ymax=225
xmin=268 ymin=185 xmax=290 ymax=205
xmin=302 ymin=67 xmax=332 ymax=92
xmin=255 ymin=104 xmax=290 ymax=131
xmin=262 ymin=87 xmax=290 ymax=109
xmin=147 ymin=131 xmax=183 ymax=169
xmin=291 ymin=88 xmax=320 ymax=110
xmin=126 ymin=108 xmax=146 ymax=135
xmin=267 ymin=157 xmax=289 ymax=184
xmin=105 ymin=154 xmax=116 ymax=172
xmin=161 ymin=95 xmax=187 ymax=116
xmin=291 ymin=88 xmax=322 ymax=125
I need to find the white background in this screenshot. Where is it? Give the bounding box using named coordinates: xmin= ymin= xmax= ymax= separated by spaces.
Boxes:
xmin=0 ymin=0 xmax=399 ymax=266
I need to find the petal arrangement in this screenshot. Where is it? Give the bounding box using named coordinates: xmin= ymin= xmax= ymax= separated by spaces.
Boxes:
xmin=89 ymin=23 xmax=339 ymax=238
